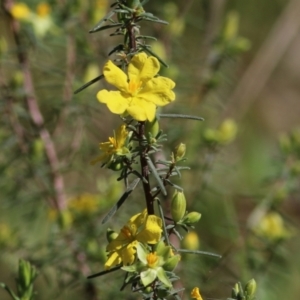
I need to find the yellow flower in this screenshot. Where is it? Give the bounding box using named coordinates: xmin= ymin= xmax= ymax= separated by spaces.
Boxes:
xmin=97 ymin=52 xmax=175 ymax=121
xmin=105 ymin=209 xmax=162 ymax=269
xmin=254 ymin=212 xmax=290 ymax=241
xmin=10 ymin=3 xmax=31 ymax=20
xmin=91 ymin=124 xmax=129 ymax=165
xmin=191 ymin=287 xmax=203 ymax=300
xmin=218 ymin=118 xmax=238 ymax=144
xmin=36 ymin=3 xmax=51 ymax=17
xmin=182 ymin=231 xmax=200 ymax=250
xmin=0 ymin=223 xmax=12 ymax=245
xmin=68 ymin=193 xmax=99 ymax=214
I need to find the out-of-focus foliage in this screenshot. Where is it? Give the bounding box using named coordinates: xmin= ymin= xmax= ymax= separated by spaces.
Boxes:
xmin=1 ymin=0 xmax=300 ymax=299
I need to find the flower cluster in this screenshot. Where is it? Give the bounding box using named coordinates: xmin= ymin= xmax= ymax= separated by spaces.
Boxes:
xmin=105 ymin=209 xmax=162 ymax=269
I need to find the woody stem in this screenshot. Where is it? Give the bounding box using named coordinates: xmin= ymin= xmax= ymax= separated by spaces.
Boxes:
xmin=138 ymin=122 xmax=154 ymax=215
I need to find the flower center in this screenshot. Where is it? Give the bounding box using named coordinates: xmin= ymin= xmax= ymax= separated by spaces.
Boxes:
xmin=128 ymin=80 xmax=142 ymax=96
xmin=121 ymin=226 xmax=132 ymax=239
xmin=146 ymin=252 xmax=158 ymax=268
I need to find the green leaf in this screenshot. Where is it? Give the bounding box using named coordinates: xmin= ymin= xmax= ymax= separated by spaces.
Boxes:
xmin=121 ymin=265 xmax=137 ymax=272
xmin=90 ymin=23 xmax=123 ymax=34
xmin=140 ymin=45 xmax=169 ymax=67
xmin=136 ymin=35 xmax=157 ymax=41
xmin=137 ymin=13 xmax=169 ymax=25
xmin=87 ymin=265 xmax=121 ymax=279
xmin=163 ymin=179 xmax=183 ymax=191
xmin=177 ymin=248 xmax=221 ymax=258
xmin=89 ymin=10 xmax=116 ymax=33
xmin=101 ymin=178 xmax=140 ymax=224
xmin=159 ymin=114 xmax=204 ymax=121
xmin=156 ymin=267 xmax=172 ymax=288
xmin=146 ymin=156 xmax=167 ymax=196
xmin=74 ymin=75 xmax=104 ymax=94
xmin=140 ymin=269 xmax=157 ymax=287
xmin=156 ymin=199 xmax=170 ymax=246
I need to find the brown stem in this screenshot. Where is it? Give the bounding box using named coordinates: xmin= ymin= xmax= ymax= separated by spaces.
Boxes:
xmin=138 ymin=122 xmax=154 ymax=214
xmin=3 ymin=1 xmax=66 ymax=211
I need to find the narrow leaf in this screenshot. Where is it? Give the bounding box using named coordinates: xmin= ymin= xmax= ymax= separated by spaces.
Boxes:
xmin=163 ymin=179 xmax=183 ymax=191
xmin=177 ymin=248 xmax=221 ymax=258
xmin=101 ymin=178 xmax=140 ymax=224
xmin=74 ymin=75 xmax=104 ymax=94
xmin=140 ymin=45 xmax=168 ymax=67
xmin=146 ymin=156 xmax=167 ymax=196
xmin=90 ymin=23 xmax=123 ymax=34
xmin=87 ymin=265 xmax=121 ymax=279
xmin=159 ymin=113 xmax=204 ymax=121
xmin=156 ymin=199 xmax=170 ymax=246
xmin=89 ymin=10 xmax=116 ymax=33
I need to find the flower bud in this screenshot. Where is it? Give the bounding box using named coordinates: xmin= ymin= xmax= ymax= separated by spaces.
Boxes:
xmin=163 ymin=254 xmax=181 ymax=271
xmin=171 ymin=190 xmax=186 ymax=223
xmin=182 ymin=212 xmax=201 ymax=225
xmin=145 ymin=117 xmax=159 ymax=142
xmin=58 ymin=210 xmax=72 ymax=230
xmin=182 ymin=231 xmax=200 ymax=250
xmin=18 ymin=259 xmax=31 ymax=290
xmin=106 ymin=228 xmax=118 ymax=242
xmin=108 ymin=160 xmax=124 ymax=171
xmin=174 ymin=143 xmax=186 ymax=161
xmin=218 ymin=118 xmax=237 ymax=144
xmin=231 ymin=283 xmax=240 ymax=299
xmin=245 ymin=279 xmax=256 ymax=298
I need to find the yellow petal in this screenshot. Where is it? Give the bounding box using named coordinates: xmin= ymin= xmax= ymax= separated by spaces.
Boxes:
xmin=97 ymin=90 xmax=128 ymax=114
xmin=115 ymin=125 xmax=128 ymax=148
xmin=140 ymin=77 xmax=176 ymax=106
xmin=137 ymin=215 xmax=162 ymax=244
xmin=103 ymin=60 xmax=128 ymax=93
xmin=191 ymin=287 xmax=203 ymax=300
xmin=126 ymin=98 xmax=156 ymax=121
xmin=105 ymin=251 xmax=122 ymax=269
xmin=120 ymin=241 xmax=138 ymax=265
xmin=128 ymin=53 xmax=160 ymax=84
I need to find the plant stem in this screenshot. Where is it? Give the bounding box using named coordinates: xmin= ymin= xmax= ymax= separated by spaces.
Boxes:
xmin=138 ymin=122 xmax=154 ymax=214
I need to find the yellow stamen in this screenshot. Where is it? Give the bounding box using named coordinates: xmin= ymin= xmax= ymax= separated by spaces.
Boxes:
xmin=36 ymin=3 xmax=51 ymax=17
xmin=128 ymin=80 xmax=142 ymax=95
xmin=146 ymin=252 xmax=158 ymax=268
xmin=121 ymin=226 xmax=132 ymax=239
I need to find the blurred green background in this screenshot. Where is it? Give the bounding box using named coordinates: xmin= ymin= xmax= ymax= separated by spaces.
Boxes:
xmin=1 ymin=0 xmax=300 ymax=299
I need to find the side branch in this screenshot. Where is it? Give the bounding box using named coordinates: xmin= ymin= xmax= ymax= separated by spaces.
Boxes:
xmin=4 ymin=2 xmax=66 ymax=211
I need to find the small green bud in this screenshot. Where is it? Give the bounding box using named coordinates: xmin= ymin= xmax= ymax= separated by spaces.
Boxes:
xmin=145 ymin=117 xmax=159 ymax=142
xmin=144 ymin=286 xmax=153 ymax=293
xmin=58 ymin=210 xmax=72 ymax=230
xmin=163 ymin=254 xmax=181 ymax=271
xmin=106 ymin=228 xmax=118 ymax=242
xmin=231 ymin=282 xmax=241 ymax=299
xmin=174 ymin=143 xmax=186 ymax=161
xmin=171 ymin=190 xmax=186 ymax=223
xmin=245 ymin=279 xmax=256 ymax=299
xmin=108 ymin=160 xmax=124 ymax=171
xmin=18 ymin=259 xmax=31 ymax=290
xmin=182 ymin=212 xmax=201 ymax=225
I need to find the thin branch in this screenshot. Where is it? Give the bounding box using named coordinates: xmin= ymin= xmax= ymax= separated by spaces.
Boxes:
xmin=3 ymin=1 xmax=67 ymax=211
